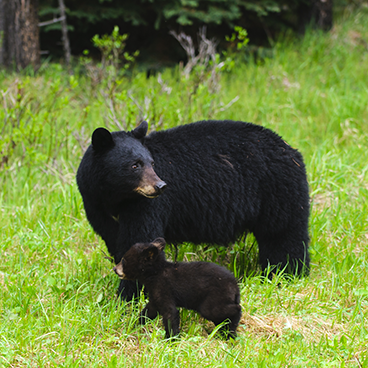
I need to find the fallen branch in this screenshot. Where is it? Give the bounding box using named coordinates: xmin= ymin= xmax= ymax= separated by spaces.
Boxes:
xmin=38 ymin=16 xmax=65 ymax=27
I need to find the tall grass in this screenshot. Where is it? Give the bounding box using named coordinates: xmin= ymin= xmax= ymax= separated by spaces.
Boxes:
xmin=1 ymin=8 xmax=368 ymax=367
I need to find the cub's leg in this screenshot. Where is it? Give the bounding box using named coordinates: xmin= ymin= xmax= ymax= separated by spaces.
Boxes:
xmin=161 ymin=305 xmax=180 ymax=338
xmin=139 ymin=301 xmax=159 ymax=324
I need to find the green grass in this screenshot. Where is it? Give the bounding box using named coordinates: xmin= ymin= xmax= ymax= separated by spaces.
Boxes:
xmin=1 ymin=8 xmax=368 ymax=367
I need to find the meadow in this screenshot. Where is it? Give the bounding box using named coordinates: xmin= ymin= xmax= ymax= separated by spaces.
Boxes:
xmin=1 ymin=7 xmax=368 ymax=367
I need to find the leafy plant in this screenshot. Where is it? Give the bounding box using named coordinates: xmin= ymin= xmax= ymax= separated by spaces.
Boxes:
xmin=222 ymin=26 xmax=250 ymax=71
xmin=92 ymin=26 xmax=139 ymax=71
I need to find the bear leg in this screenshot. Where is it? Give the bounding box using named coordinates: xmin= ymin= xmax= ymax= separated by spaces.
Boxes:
xmin=117 ymin=279 xmax=142 ymax=301
xmin=200 ymin=302 xmax=241 ymax=339
xmin=256 ymin=230 xmax=310 ymax=276
xmin=216 ymin=304 xmax=242 ymax=340
xmin=161 ymin=306 xmax=180 ymax=338
xmin=139 ymin=301 xmax=159 ymax=324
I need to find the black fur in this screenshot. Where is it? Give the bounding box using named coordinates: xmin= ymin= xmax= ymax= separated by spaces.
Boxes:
xmin=77 ymin=120 xmax=310 ymax=300
xmin=113 ymin=238 xmax=242 ymax=339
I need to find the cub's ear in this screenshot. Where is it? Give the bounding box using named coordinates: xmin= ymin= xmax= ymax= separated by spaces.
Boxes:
xmin=143 ymin=244 xmax=159 ymax=260
xmin=92 ymin=128 xmax=114 ymax=151
xmin=131 ymin=121 xmax=148 ymax=139
xmin=151 ymin=237 xmax=166 ymax=252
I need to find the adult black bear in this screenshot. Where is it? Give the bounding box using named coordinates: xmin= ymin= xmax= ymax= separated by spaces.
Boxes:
xmin=77 ymin=120 xmax=310 ymax=300
xmin=113 ymin=238 xmax=241 ymax=339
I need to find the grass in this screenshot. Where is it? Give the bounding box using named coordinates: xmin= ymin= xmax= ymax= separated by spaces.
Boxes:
xmin=1 ymin=7 xmax=368 ymax=367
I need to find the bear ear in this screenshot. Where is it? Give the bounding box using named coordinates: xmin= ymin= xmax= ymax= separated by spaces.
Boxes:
xmin=143 ymin=244 xmax=159 ymax=260
xmin=131 ymin=121 xmax=148 ymax=139
xmin=152 ymin=237 xmax=166 ymax=252
xmin=92 ymin=128 xmax=114 ymax=151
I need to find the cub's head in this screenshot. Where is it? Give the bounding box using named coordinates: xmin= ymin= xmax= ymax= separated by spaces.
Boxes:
xmin=113 ymin=238 xmax=166 ymax=280
xmin=90 ymin=121 xmax=166 ymax=199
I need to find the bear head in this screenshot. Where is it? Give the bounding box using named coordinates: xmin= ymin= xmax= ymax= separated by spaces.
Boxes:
xmin=90 ymin=121 xmax=167 ymax=201
xmin=113 ymin=237 xmax=166 ymax=281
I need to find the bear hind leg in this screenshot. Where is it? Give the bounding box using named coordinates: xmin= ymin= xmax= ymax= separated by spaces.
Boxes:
xmin=161 ymin=305 xmax=180 ymax=339
xmin=256 ymin=230 xmax=310 ymax=277
xmin=139 ymin=301 xmax=159 ymax=325
xmin=217 ymin=304 xmax=242 ymax=340
xmin=200 ymin=302 xmax=241 ymax=340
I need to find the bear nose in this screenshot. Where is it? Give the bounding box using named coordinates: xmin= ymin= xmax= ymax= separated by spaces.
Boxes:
xmin=155 ymin=181 xmax=167 ymax=194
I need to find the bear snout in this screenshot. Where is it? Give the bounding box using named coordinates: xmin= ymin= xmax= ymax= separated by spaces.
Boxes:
xmin=155 ymin=180 xmax=167 ymax=194
xmin=135 ymin=167 xmax=167 ymax=198
xmin=113 ymin=265 xmax=125 ymax=279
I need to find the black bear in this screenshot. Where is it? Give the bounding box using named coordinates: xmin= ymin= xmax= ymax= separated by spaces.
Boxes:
xmin=113 ymin=238 xmax=242 ymax=339
xmin=77 ymin=120 xmax=310 ymax=300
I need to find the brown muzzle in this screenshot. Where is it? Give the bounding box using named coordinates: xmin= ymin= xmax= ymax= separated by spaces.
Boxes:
xmin=135 ymin=166 xmax=167 ymax=198
xmin=113 ymin=264 xmax=126 ymax=279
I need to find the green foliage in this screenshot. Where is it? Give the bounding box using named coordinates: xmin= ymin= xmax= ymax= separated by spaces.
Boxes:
xmin=39 ymin=0 xmax=293 ymax=29
xmin=222 ymin=26 xmax=250 ymax=71
xmin=226 ymin=26 xmax=249 ymax=51
xmin=77 ymin=29 xmax=140 ymax=124
xmin=0 ymin=75 xmax=81 ymax=172
xmin=168 ymin=26 xmax=249 ymax=120
xmin=38 ymin=0 xmax=312 ymax=57
xmin=161 ymin=0 xmax=286 ymax=27
xmin=1 ymin=8 xmax=368 ymax=367
xmin=91 ymin=26 xmax=139 ymax=70
xmin=78 ymin=27 xmax=139 ymax=86
xmin=162 ymin=0 xmax=243 ymax=26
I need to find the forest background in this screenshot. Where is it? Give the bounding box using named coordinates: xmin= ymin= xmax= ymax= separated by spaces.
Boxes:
xmin=1 ymin=0 xmax=334 ymax=71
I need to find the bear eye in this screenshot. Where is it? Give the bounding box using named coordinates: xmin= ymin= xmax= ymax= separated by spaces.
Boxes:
xmin=132 ymin=162 xmax=142 ymax=170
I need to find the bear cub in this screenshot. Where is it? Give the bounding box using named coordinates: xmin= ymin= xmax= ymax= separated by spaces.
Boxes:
xmin=113 ymin=238 xmax=242 ymax=339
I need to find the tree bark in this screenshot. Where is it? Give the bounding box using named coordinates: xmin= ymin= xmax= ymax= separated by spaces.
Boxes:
xmin=58 ymin=0 xmax=71 ymax=68
xmin=0 ymin=0 xmax=10 ymax=66
xmin=0 ymin=0 xmax=40 ymax=70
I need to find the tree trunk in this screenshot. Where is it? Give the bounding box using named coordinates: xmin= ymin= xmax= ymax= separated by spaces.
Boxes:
xmin=0 ymin=0 xmax=40 ymax=70
xmin=58 ymin=0 xmax=71 ymax=68
xmin=0 ymin=0 xmax=10 ymax=66
xmin=298 ymin=0 xmax=333 ymax=34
